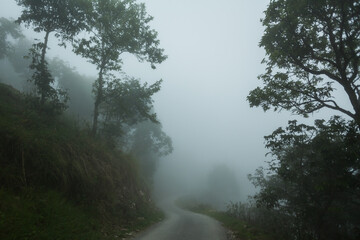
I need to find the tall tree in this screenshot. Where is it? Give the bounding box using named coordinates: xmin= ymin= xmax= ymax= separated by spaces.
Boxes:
xmin=73 ymin=0 xmax=167 ymax=135
xmin=16 ymin=0 xmax=90 ymax=106
xmin=247 ymin=0 xmax=360 ymax=124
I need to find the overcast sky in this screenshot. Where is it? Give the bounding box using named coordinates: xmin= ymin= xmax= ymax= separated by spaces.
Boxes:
xmin=0 ymin=0 xmax=340 ymax=201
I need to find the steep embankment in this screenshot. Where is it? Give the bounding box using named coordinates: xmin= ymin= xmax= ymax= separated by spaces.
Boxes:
xmin=0 ymin=83 xmax=162 ymax=239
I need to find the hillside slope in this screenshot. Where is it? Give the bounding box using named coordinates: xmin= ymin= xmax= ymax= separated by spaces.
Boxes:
xmin=0 ymin=83 xmax=162 ymax=239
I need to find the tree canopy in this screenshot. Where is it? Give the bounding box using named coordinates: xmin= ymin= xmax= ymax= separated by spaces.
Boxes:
xmin=99 ymin=76 xmax=163 ymax=139
xmin=125 ymin=120 xmax=173 ymax=182
xmin=16 ymin=0 xmax=91 ymax=108
xmin=248 ymin=0 xmax=360 ymax=123
xmin=73 ymin=0 xmax=167 ymax=134
xmin=16 ymin=0 xmax=90 ymax=42
xmin=249 ymin=117 xmax=360 ymax=240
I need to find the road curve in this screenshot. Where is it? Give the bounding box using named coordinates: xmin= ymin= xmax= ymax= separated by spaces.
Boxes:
xmin=131 ymin=200 xmax=227 ymax=240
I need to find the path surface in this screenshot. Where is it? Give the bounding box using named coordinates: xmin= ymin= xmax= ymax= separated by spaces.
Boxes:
xmin=131 ymin=200 xmax=227 ymax=240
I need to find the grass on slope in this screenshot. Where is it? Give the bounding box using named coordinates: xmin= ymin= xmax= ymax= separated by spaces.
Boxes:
xmin=0 ymin=188 xmax=100 ymax=240
xmin=0 ymin=83 xmax=163 ymax=239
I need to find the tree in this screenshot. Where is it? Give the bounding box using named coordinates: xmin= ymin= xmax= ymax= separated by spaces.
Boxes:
xmin=125 ymin=120 xmax=173 ymax=182
xmin=249 ymin=117 xmax=360 ymax=240
xmin=16 ymin=0 xmax=90 ymax=106
xmin=0 ymin=17 xmax=23 ymax=59
xmin=99 ymin=76 xmax=162 ymax=141
xmin=247 ymin=0 xmax=360 ymax=124
xmin=203 ymin=164 xmax=241 ymax=210
xmin=73 ymin=0 xmax=167 ymax=135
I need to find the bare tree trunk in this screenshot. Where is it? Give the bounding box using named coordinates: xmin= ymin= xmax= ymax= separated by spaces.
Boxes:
xmin=92 ymin=68 xmax=104 ymax=135
xmin=21 ymin=148 xmax=27 ymax=186
xmin=40 ymin=30 xmax=50 ymax=105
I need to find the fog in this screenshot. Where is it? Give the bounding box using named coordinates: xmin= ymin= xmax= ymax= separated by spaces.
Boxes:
xmin=0 ymin=0 xmax=344 ymax=208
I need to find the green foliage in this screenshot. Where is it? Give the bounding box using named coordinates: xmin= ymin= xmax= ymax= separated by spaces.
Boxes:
xmin=247 ymin=2 xmax=360 ymax=238
xmin=0 ymin=83 xmax=163 ymax=238
xmin=16 ymin=0 xmax=90 ymax=110
xmin=226 ymin=200 xmax=294 ymax=240
xmin=129 ymin=121 xmax=173 ymax=157
xmin=100 ymin=77 xmax=162 ymax=140
xmin=177 ymin=197 xmax=273 ymax=240
xmin=0 ymin=188 xmax=101 ymax=240
xmin=73 ymin=0 xmax=166 ymax=72
xmin=125 ymin=120 xmax=173 ymax=183
xmin=248 ymin=0 xmax=360 ymax=122
xmin=73 ymin=0 xmax=167 ymax=134
xmin=0 ymin=0 xmax=169 ymax=232
xmin=27 ymin=43 xmax=69 ymax=113
xmin=206 ymin=211 xmax=273 ymax=240
xmin=15 ymin=0 xmax=90 ymax=42
xmin=249 ymin=117 xmax=360 ymax=240
xmin=0 ymin=30 xmax=92 ymax=114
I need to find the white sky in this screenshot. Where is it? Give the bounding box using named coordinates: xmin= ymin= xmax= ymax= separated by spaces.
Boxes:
xmin=0 ymin=0 xmax=342 ymax=200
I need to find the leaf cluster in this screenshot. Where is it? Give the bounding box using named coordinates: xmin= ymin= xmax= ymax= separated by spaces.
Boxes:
xmin=250 ymin=117 xmax=360 ymax=239
xmin=16 ymin=0 xmax=91 ymax=44
xmin=123 ymin=120 xmax=173 ymax=182
xmin=27 ymin=43 xmax=69 ymax=114
xmin=248 ymin=0 xmax=360 ymax=121
xmin=73 ymin=0 xmax=167 ymax=72
xmin=99 ymin=76 xmax=162 ymax=138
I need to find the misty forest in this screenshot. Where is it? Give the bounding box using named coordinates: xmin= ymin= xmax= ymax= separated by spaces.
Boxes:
xmin=0 ymin=0 xmax=359 ymax=240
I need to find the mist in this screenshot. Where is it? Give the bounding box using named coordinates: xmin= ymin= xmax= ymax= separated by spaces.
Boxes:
xmin=2 ymin=1 xmax=360 ymax=239
xmin=0 ymin=0 xmax=347 ymax=209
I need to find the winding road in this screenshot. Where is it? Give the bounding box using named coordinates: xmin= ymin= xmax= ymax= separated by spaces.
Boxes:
xmin=131 ymin=200 xmax=227 ymax=240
